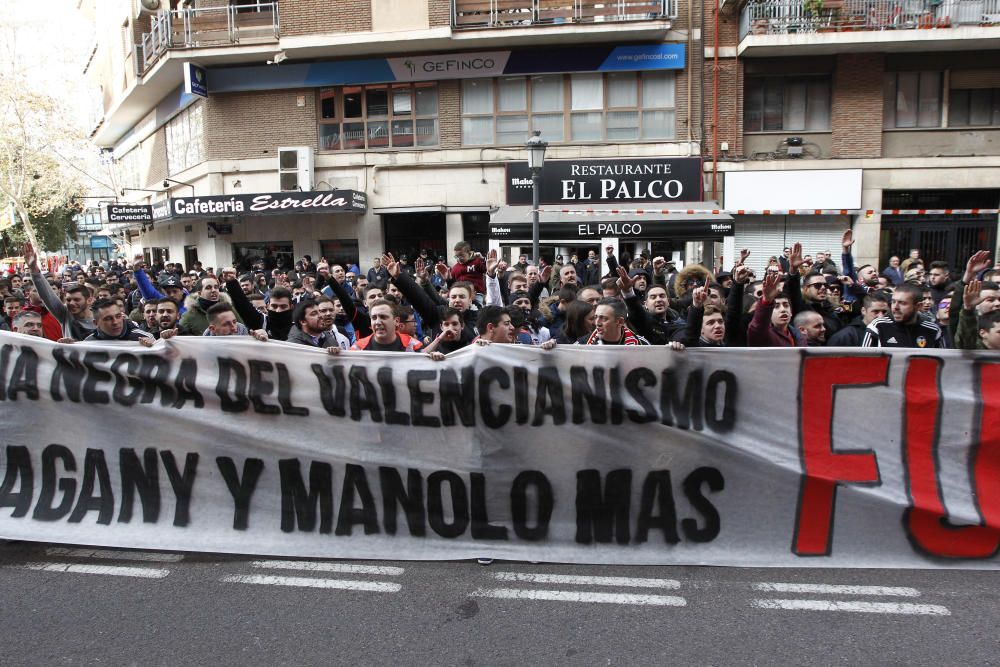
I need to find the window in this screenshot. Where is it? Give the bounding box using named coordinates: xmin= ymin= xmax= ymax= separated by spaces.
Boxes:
xmin=165 ymin=103 xmax=205 ymax=175
xmin=883 ymin=72 xmax=942 ymax=129
xmin=744 ymin=77 xmax=831 ymax=132
xmin=319 ymin=83 xmax=438 ymax=150
xmin=461 ymin=72 xmax=675 ymax=145
xmin=116 ymin=148 xmax=141 ymax=192
xmin=950 ymin=88 xmax=1000 ymax=127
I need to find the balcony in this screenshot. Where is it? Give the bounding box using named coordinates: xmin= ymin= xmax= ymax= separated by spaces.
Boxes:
xmin=740 ymin=0 xmax=1000 ymax=54
xmin=453 ymin=0 xmax=677 ymax=29
xmin=137 ymin=3 xmax=279 ymax=75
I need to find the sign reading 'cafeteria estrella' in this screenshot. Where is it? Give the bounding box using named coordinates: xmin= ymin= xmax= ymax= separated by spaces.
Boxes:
xmin=163 ymin=191 xmax=368 ymax=220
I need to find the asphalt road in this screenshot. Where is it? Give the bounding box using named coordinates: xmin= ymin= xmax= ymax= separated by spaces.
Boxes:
xmin=1 ymin=542 xmax=997 ymax=666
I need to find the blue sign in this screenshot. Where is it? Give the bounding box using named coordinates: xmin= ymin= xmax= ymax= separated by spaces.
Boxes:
xmin=90 ymin=235 xmax=112 ymax=249
xmin=184 ymin=63 xmax=208 ymax=98
xmin=210 ymin=44 xmax=687 ymax=93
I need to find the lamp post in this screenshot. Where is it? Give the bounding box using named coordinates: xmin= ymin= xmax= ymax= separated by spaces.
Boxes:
xmin=525 ymin=130 xmax=548 ymax=267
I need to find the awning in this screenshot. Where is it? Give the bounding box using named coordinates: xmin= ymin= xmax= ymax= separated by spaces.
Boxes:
xmin=490 ymin=203 xmax=733 ymax=241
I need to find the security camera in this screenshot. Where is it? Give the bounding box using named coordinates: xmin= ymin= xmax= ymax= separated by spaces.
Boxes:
xmin=266 ymin=51 xmax=287 ymax=65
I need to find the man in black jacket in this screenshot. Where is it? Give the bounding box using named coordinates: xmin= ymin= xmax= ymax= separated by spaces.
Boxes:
xmin=862 ymin=283 xmax=946 ymax=348
xmin=385 ymin=253 xmax=479 ymax=340
xmin=827 ymin=292 xmax=890 ymax=347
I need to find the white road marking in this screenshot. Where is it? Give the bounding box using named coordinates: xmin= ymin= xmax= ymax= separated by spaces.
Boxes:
xmin=221 ymin=574 xmax=401 ymax=592
xmin=751 ymin=599 xmax=950 ymax=616
xmin=753 ymin=582 xmax=921 ymax=597
xmin=250 ymin=560 xmax=404 ymax=576
xmin=22 ymin=562 xmax=170 ymax=579
xmin=473 ymin=588 xmax=687 ymax=606
xmin=45 ymin=547 xmax=185 ymax=563
xmin=493 ymin=573 xmax=681 ymax=589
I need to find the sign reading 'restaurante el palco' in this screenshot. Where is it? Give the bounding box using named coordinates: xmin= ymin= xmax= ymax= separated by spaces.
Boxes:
xmin=506 ymin=158 xmax=703 ymax=205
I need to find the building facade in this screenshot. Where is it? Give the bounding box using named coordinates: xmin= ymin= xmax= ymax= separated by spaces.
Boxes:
xmin=710 ymin=0 xmax=1000 ymax=273
xmin=89 ymin=0 xmax=724 ymax=272
xmin=89 ymin=0 xmax=1000 ymax=275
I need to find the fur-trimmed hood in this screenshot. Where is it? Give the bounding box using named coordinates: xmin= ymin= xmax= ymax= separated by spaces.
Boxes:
xmin=673 ymin=264 xmax=714 ymax=299
xmin=183 ymin=290 xmax=234 ymax=314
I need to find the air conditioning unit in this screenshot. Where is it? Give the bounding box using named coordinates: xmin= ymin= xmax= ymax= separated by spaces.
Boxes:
xmin=278 ymin=146 xmax=313 ymax=192
xmin=136 ymin=0 xmax=162 ymax=17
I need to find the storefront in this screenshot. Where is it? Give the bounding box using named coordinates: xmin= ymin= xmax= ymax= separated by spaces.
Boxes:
xmin=146 ymin=190 xmax=367 ymax=271
xmin=723 ymin=169 xmax=863 ymax=274
xmin=491 ymin=156 xmax=726 ymax=265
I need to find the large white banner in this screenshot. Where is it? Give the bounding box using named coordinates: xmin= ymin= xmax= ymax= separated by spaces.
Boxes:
xmin=1 ymin=331 xmax=999 ymax=568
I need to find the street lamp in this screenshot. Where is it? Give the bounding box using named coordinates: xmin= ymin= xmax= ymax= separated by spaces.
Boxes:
xmin=525 ymin=130 xmax=548 ymax=267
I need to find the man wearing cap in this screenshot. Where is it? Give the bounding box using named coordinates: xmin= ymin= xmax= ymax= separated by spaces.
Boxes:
xmin=133 ymin=261 xmax=189 ymax=314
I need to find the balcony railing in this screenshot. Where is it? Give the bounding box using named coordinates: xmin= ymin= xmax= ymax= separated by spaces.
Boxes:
xmin=740 ymin=0 xmax=1000 ymax=37
xmin=453 ymin=0 xmax=677 ymax=29
xmin=138 ymin=2 xmax=279 ymax=74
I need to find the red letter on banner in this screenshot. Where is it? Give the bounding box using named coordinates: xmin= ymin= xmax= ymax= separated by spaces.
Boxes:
xmin=903 ymin=358 xmax=1000 ymax=558
xmin=793 ymin=356 xmax=889 ymax=556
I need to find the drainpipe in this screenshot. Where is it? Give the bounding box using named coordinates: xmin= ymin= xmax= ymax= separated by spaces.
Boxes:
xmin=686 ymin=0 xmax=693 ymax=146
xmin=711 ymin=0 xmax=719 ymax=200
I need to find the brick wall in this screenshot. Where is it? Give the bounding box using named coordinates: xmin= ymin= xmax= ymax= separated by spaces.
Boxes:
xmin=428 ymin=0 xmax=451 ymax=26
xmin=205 ymin=90 xmax=318 ymax=160
xmin=438 ymin=80 xmax=461 ymax=148
xmin=278 ymin=0 xmax=372 ymax=35
xmin=673 ymin=0 xmax=701 ymax=143
xmin=831 ymin=53 xmax=884 ymax=158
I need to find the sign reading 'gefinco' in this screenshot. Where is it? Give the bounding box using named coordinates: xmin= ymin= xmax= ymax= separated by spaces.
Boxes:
xmin=166 ymin=191 xmax=367 ymax=219
xmin=388 ymin=52 xmax=510 ymax=82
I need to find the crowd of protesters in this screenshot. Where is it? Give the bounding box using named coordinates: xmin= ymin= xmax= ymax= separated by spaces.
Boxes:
xmin=2 ymin=230 xmax=999 ymax=353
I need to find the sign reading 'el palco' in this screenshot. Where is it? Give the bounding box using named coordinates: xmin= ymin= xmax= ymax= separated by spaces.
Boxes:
xmin=506 ymin=158 xmax=703 ymax=206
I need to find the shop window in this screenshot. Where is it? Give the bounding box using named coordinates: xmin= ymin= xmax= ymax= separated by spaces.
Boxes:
xmin=950 ymin=88 xmax=1000 ymax=127
xmin=744 ymin=77 xmax=831 ymax=132
xmin=883 ymin=71 xmax=942 ymax=129
xmin=462 ymin=72 xmax=675 ymax=145
xmin=319 ymin=239 xmax=360 ymax=271
xmin=319 ymin=83 xmax=438 ymax=150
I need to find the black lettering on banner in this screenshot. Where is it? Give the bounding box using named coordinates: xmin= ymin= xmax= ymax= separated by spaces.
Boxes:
xmin=81 ymin=351 xmax=111 ymax=404
xmin=311 ymin=363 xmax=346 ymax=417
xmin=514 ymin=366 xmax=530 ymax=424
xmin=349 ymin=366 xmax=383 ymax=422
xmin=279 ymin=459 xmax=333 ymax=533
xmin=138 ymin=356 xmax=176 ymax=406
xmin=7 ymin=347 xmax=39 ymax=401
xmin=335 ymin=464 xmax=380 ymax=535
xmin=704 ymin=370 xmax=737 ymax=432
xmin=407 ymin=371 xmax=440 ymax=428
xmin=625 ymin=368 xmax=659 ymax=423
xmin=68 ymin=449 xmax=114 ymax=525
xmin=248 ymin=360 xmax=280 ymax=415
xmin=427 ymin=470 xmax=469 ymax=538
xmin=0 ymin=344 xmax=12 ymax=398
xmin=470 ymin=473 xmax=508 ymax=540
xmin=511 ymin=470 xmax=553 ymax=541
xmin=110 ymin=354 xmax=143 ymax=406
xmin=379 ymin=466 xmax=426 ymax=536
xmin=173 ymin=358 xmax=203 ymax=409
xmin=377 ymin=367 xmax=411 ymax=426
xmin=33 ymin=444 xmax=76 ymax=521
xmin=276 ymin=363 xmax=309 ymax=416
xmin=0 ymin=445 xmax=33 ymax=516
xmin=161 ymin=451 xmax=198 ymax=527
xmin=440 ymin=367 xmax=477 ymax=426
xmin=576 ymin=469 xmax=632 ymax=544
xmin=634 ymin=470 xmax=680 ymax=544
xmin=532 ymin=367 xmax=566 ymax=426
xmin=570 ymin=366 xmax=607 ymax=424
xmin=118 ymin=448 xmax=160 ymax=524
xmin=478 ymin=367 xmax=511 ymax=429
xmin=51 ymin=349 xmax=86 ymax=402
xmin=609 ymin=367 xmax=624 ymax=425
xmin=216 ymin=358 xmax=249 ymax=412
xmin=661 ymin=368 xmax=704 ymax=430
xmin=681 ymin=466 xmax=724 ymax=542
xmin=216 ymin=456 xmax=264 ymax=530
